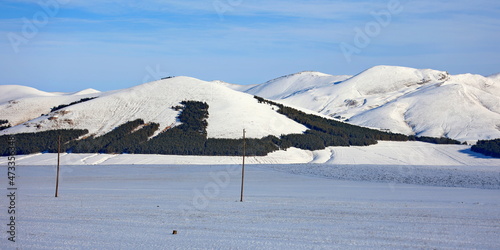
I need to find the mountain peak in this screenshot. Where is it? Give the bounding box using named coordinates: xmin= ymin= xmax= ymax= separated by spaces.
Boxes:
xmin=344 ymin=65 xmax=450 ymax=95
xmin=71 ymin=88 xmax=101 ymax=95
xmin=0 ymin=85 xmax=56 ymax=103
xmin=246 ymin=71 xmax=352 ymax=100
xmin=263 ymin=71 xmax=333 ymax=85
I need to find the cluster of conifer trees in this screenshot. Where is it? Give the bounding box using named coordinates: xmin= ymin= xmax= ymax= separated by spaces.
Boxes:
xmin=471 ymin=139 xmax=500 ymax=158
xmin=1 ymin=98 xmax=466 ymax=156
xmin=256 ymin=96 xmax=407 ymax=150
xmin=135 ymin=101 xmax=277 ymax=156
xmin=408 ymin=136 xmax=462 ymax=145
xmin=0 ymin=129 xmax=88 ymax=156
xmin=68 ymin=119 xmax=159 ymax=154
xmin=50 ymin=97 xmax=97 ymax=112
xmin=255 ymin=96 xmax=462 ymax=148
xmin=0 ymin=119 xmax=9 ymax=131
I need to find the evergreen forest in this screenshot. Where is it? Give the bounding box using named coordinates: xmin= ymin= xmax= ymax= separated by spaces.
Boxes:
xmin=471 ymin=139 xmax=500 ymax=158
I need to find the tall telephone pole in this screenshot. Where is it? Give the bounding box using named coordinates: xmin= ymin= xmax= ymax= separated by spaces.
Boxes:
xmin=240 ymin=129 xmax=246 ymax=202
xmin=55 ymin=135 xmax=61 ymax=197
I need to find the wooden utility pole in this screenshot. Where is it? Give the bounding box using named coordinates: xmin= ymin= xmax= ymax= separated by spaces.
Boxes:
xmin=55 ymin=135 xmax=61 ymax=197
xmin=240 ymin=129 xmax=246 ymax=202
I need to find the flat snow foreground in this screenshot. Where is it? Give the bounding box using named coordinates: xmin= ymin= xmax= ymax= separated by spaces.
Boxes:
xmin=2 ymin=164 xmax=500 ymax=249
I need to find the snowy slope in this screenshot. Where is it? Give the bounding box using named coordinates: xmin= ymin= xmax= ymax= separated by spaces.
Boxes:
xmin=211 ymin=80 xmax=258 ymax=92
xmin=246 ymin=71 xmax=351 ymax=100
xmin=242 ymin=66 xmax=500 ymax=141
xmin=349 ymin=73 xmax=500 ymax=141
xmin=0 ymin=85 xmax=101 ymax=127
xmin=489 ymin=73 xmax=500 ymax=81
xmin=0 ymin=77 xmax=307 ymax=139
xmin=0 ymin=85 xmax=57 ymax=102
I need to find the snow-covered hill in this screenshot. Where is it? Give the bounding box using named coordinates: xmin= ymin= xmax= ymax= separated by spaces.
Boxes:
xmin=0 ymin=85 xmax=102 ymax=128
xmin=246 ymin=71 xmax=351 ymax=100
xmin=0 ymin=77 xmax=307 ymax=139
xmin=244 ymin=66 xmax=500 ymax=142
xmin=2 ymin=66 xmax=499 ymax=142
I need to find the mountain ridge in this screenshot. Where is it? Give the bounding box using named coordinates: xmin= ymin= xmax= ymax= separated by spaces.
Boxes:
xmin=1 ymin=65 xmax=499 ymax=142
xmin=243 ymin=66 xmax=500 ymax=142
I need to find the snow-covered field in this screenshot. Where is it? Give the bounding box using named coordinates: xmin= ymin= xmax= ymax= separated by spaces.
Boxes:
xmin=2 ymin=141 xmax=500 ymax=249
xmin=3 ymin=163 xmax=500 ymax=249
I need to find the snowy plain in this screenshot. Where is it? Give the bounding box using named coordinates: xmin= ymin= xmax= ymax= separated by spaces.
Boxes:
xmin=2 ymin=142 xmax=500 ymax=249
xmin=2 ymin=164 xmax=500 ymax=249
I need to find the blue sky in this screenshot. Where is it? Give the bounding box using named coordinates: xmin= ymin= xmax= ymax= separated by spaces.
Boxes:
xmin=1 ymin=0 xmax=499 ymax=92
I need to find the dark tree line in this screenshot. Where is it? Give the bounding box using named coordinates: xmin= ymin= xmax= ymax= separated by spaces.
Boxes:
xmin=51 ymin=97 xmax=97 ymax=112
xmin=1 ymin=129 xmax=88 ymax=156
xmin=139 ymin=128 xmax=207 ymax=155
xmin=408 ymin=136 xmax=462 ymax=145
xmin=105 ymin=123 xmax=159 ymax=154
xmin=68 ymin=119 xmax=155 ymax=154
xmin=204 ymin=136 xmax=279 ymax=156
xmin=255 ymin=96 xmax=406 ymax=150
xmin=472 ymin=139 xmax=500 ymax=158
xmin=255 ymin=96 xmax=463 ymax=150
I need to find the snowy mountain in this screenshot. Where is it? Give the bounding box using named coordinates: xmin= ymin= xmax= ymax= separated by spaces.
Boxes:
xmin=0 ymin=77 xmax=307 ymax=139
xmin=245 ymin=71 xmax=351 ymax=100
xmin=2 ymin=66 xmax=499 ymax=143
xmin=244 ymin=66 xmax=500 ymax=142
